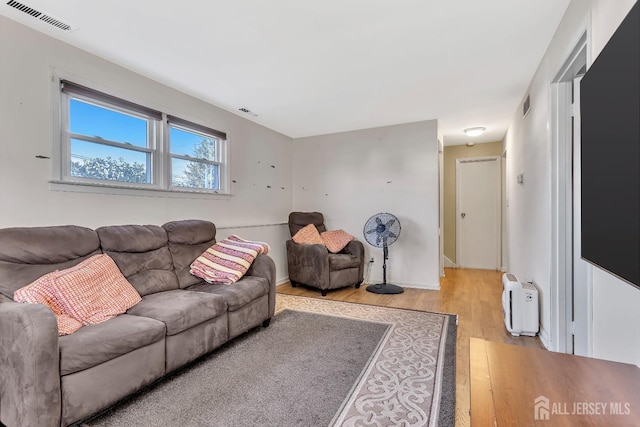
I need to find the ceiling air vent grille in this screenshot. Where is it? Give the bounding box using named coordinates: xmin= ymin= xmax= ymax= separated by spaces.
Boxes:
xmin=238 ymin=107 xmax=258 ymax=117
xmin=6 ymin=0 xmax=74 ymax=31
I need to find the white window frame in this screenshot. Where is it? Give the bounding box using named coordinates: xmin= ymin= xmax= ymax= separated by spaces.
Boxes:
xmin=166 ymin=116 xmax=227 ymax=192
xmin=61 ymin=92 xmax=161 ymax=189
xmin=52 ymin=76 xmax=230 ymax=196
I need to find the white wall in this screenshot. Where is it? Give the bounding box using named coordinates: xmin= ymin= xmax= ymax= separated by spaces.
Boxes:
xmin=504 ymin=0 xmax=640 ymax=365
xmin=292 ymin=120 xmax=440 ymax=289
xmin=0 ymin=16 xmax=293 ymax=284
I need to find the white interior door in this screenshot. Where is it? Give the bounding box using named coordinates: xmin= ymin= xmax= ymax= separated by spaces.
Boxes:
xmin=456 ymin=157 xmax=500 ymax=270
xmin=572 ymin=75 xmax=591 ymax=356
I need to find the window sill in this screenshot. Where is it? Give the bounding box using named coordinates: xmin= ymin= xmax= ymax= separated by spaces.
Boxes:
xmin=49 ymin=180 xmax=232 ymax=200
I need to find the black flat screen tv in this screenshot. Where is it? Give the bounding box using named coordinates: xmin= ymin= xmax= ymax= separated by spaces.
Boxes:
xmin=581 ymin=1 xmax=640 ymax=289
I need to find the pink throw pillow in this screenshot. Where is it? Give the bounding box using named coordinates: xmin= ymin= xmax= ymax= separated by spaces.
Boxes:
xmin=14 ymin=271 xmax=84 ymax=336
xmin=292 ymin=224 xmax=324 ymax=245
xmin=321 ymin=229 xmax=354 ymax=253
xmin=52 ymin=254 xmax=142 ymax=325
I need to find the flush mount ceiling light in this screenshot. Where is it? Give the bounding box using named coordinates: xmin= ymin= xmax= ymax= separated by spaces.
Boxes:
xmin=464 ymin=127 xmax=486 ymax=137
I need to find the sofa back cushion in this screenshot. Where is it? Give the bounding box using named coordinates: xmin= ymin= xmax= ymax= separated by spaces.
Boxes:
xmin=0 ymin=225 xmax=101 ymax=300
xmin=163 ymin=220 xmax=216 ymax=289
xmin=96 ymin=225 xmax=179 ymax=296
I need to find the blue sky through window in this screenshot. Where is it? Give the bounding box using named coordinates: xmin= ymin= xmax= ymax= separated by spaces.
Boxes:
xmin=169 ymin=127 xmax=216 ymax=160
xmin=70 ymin=98 xmax=148 ymax=165
xmin=70 ymin=98 xmax=147 ymax=146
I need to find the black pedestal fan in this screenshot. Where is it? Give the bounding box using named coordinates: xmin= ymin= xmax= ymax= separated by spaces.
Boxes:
xmin=363 ymin=212 xmax=404 ymax=294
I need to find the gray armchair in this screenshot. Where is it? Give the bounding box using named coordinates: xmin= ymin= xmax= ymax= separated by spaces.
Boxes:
xmin=286 ymin=212 xmax=364 ymax=296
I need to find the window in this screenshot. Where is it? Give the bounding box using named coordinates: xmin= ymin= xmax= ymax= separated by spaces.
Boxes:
xmin=58 ymin=80 xmax=228 ymax=194
xmin=168 ymin=116 xmax=225 ymax=191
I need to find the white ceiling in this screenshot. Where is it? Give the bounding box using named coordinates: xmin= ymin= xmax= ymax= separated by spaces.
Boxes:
xmin=1 ymin=0 xmax=571 ymax=145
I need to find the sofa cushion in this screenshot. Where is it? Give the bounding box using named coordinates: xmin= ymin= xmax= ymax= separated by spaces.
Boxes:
xmin=190 ymin=236 xmax=270 ymax=285
xmin=292 ymin=224 xmax=325 ymax=246
xmin=97 ymin=225 xmax=179 ymax=296
xmin=59 ymin=314 xmax=165 ymax=376
xmin=329 ymin=254 xmax=361 ymax=270
xmin=0 ymin=225 xmax=101 ymax=299
xmin=163 ymin=220 xmax=217 ymax=289
xmin=126 ymin=290 xmax=226 ymax=336
xmin=321 ymin=229 xmax=354 ymax=253
xmin=187 ymin=276 xmax=269 ymax=312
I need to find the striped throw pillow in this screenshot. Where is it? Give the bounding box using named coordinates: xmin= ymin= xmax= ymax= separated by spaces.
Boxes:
xmin=190 ymin=235 xmax=270 ymax=285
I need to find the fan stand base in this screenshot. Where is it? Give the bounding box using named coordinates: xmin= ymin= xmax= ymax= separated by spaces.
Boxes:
xmin=366 ymin=283 xmax=404 ymax=294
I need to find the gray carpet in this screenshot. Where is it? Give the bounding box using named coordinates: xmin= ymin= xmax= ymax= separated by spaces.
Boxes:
xmin=81 ymin=310 xmax=391 ymax=427
xmin=79 ymin=300 xmax=458 ymax=427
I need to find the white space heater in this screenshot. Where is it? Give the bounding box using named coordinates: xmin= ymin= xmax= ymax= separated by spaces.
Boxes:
xmin=502 ymin=273 xmax=539 ymax=337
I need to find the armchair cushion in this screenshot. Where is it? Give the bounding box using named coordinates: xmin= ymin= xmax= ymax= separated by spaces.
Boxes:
xmin=321 ymin=229 xmax=354 ymax=253
xmin=292 ymin=223 xmax=325 ymax=245
xmin=288 ymin=212 xmax=326 ymax=236
xmin=328 ymin=254 xmax=361 ymax=270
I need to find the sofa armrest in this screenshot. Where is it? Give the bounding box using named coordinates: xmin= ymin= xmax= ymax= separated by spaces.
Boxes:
xmin=285 ymin=240 xmax=330 ymax=288
xmin=342 ymin=240 xmax=365 ymax=283
xmin=0 ymin=302 xmax=61 ymax=427
xmin=245 ymin=254 xmax=276 ymax=317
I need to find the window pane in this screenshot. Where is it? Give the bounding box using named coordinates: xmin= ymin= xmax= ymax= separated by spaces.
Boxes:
xmin=171 ymin=158 xmax=219 ymax=190
xmin=70 ymin=139 xmax=150 ymax=183
xmin=70 ymin=98 xmax=148 ymax=147
xmin=170 ymin=126 xmax=216 ymax=160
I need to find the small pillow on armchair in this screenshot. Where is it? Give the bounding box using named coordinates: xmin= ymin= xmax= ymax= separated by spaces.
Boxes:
xmin=292 ymin=223 xmax=324 ymax=245
xmin=321 ymin=229 xmax=354 ymax=253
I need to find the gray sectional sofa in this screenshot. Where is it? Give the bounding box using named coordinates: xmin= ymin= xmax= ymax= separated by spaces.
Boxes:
xmin=0 ymin=219 xmax=276 ymax=427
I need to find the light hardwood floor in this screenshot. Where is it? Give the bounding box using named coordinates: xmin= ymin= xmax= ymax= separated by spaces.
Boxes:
xmin=276 ymin=267 xmax=544 ymax=427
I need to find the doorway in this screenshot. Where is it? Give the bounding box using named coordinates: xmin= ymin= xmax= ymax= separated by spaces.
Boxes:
xmin=456 ymin=156 xmax=501 ymax=270
xmin=551 ymin=32 xmax=589 ymax=355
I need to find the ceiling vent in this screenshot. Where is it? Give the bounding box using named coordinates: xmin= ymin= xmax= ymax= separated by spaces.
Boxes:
xmin=6 ymin=0 xmax=74 ymax=31
xmin=238 ymin=107 xmax=258 ymax=117
xmin=523 ymin=93 xmax=531 ymax=118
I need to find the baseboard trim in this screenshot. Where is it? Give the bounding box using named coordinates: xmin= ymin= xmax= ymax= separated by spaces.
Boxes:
xmin=444 ymin=256 xmax=457 ymax=268
xmin=276 ymin=277 xmax=439 ymax=290
xmin=386 ymin=281 xmax=440 ymax=291
xmin=538 ymin=326 xmax=551 ymax=350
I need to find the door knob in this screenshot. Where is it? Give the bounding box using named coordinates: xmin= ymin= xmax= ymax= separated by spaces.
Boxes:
xmin=461 ymin=212 xmax=466 ymax=218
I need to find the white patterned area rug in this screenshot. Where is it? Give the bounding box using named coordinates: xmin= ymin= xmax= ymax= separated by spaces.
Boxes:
xmin=276 ymin=294 xmax=457 ymax=427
